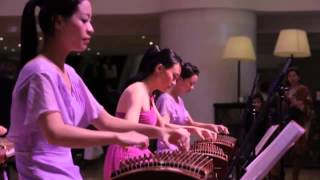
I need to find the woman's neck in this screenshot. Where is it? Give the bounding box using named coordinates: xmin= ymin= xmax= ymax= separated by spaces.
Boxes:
xmin=169 ymin=88 xmax=179 ymax=98
xmin=41 ymin=38 xmax=69 ymax=71
xmin=290 ymin=82 xmax=300 ymax=88
xmin=168 ymin=87 xmax=182 ymax=102
xmin=142 ymin=76 xmax=158 ymax=96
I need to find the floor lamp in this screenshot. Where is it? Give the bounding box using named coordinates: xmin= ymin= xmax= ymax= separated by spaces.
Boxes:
xmin=271 ymin=28 xmax=310 ymax=180
xmin=274 ymin=29 xmax=311 ymax=59
xmin=223 ymin=36 xmax=256 ymax=102
xmin=273 ymin=29 xmax=311 ymax=118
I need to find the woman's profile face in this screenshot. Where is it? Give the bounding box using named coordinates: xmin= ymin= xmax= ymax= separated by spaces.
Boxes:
xmin=56 ymin=0 xmax=94 ymax=52
xmin=287 ymin=71 xmax=300 ymax=86
xmin=180 ymin=74 xmax=198 ymax=94
xmin=252 ymin=98 xmax=263 ymax=111
xmin=158 ymin=63 xmax=181 ymax=92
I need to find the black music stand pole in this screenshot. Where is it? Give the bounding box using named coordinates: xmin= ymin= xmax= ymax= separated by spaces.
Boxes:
xmin=224 ymin=57 xmax=293 ymax=180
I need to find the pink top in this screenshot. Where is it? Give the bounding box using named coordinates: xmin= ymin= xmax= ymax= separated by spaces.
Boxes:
xmin=8 ymin=57 xmax=103 ymax=180
xmin=115 ymin=107 xmax=157 ymax=126
xmin=103 ymin=103 xmax=157 ymax=180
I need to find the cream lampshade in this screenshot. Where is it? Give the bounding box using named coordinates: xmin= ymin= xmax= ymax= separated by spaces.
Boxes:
xmin=274 ymin=29 xmax=311 ymax=58
xmin=223 ymin=36 xmax=256 ymax=102
xmin=223 ymin=36 xmax=256 ymax=61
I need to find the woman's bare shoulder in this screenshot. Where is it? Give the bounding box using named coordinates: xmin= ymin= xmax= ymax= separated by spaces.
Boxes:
xmin=121 ymin=82 xmax=146 ymax=99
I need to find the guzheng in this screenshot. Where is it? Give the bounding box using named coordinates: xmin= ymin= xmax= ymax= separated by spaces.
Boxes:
xmin=191 ymin=139 xmax=229 ymax=179
xmin=213 ymin=134 xmax=237 ymax=157
xmin=112 ymin=151 xmax=214 ymax=180
xmin=111 ymin=135 xmax=237 ymax=180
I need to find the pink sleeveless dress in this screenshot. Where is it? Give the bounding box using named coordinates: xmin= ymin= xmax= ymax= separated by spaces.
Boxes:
xmin=103 ymin=106 xmax=157 ymax=180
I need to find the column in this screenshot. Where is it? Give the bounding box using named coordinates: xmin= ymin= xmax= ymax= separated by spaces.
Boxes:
xmin=160 ymin=8 xmax=256 ymax=122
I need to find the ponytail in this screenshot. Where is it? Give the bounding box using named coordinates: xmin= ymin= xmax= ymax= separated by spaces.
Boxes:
xmin=20 ymin=0 xmax=40 ymax=69
xmin=124 ymin=45 xmax=182 ymax=90
xmin=20 ymin=0 xmax=83 ymax=69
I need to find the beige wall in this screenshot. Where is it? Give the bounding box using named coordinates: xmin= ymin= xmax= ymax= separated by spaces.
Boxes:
xmin=160 ymin=8 xmax=256 ymax=122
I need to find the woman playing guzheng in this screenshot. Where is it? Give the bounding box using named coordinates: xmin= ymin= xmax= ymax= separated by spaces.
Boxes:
xmin=8 ymin=0 xmax=189 ymax=179
xmin=156 ymin=62 xmax=229 ymax=151
xmin=104 ymin=45 xmax=216 ymax=180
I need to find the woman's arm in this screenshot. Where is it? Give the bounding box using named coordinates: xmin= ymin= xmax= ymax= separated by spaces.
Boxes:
xmin=38 ymin=111 xmax=149 ymax=148
xmin=92 ymin=110 xmax=190 ymax=150
xmin=152 ymin=100 xmax=217 ymax=140
xmin=187 ymin=116 xmax=229 ymax=134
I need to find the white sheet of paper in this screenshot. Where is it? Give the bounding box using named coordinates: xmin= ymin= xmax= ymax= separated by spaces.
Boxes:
xmin=241 ymin=120 xmax=305 ymax=180
xmin=255 ymin=124 xmax=279 ymax=156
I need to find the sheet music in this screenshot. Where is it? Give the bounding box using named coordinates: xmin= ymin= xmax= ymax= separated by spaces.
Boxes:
xmin=255 ymin=124 xmax=279 ymax=156
xmin=241 ymin=120 xmax=305 ymax=180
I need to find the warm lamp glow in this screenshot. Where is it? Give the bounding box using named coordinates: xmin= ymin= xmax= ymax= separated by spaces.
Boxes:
xmin=274 ymin=29 xmax=311 ymax=58
xmin=223 ymin=36 xmax=256 ymax=61
xmin=222 ymin=36 xmax=256 ymax=102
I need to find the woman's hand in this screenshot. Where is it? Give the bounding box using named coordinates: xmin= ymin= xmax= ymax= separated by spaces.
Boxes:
xmin=190 ymin=127 xmax=217 ymax=141
xmin=0 ymin=126 xmax=7 ymax=136
xmin=216 ymin=125 xmax=229 ymax=134
xmin=115 ymin=131 xmax=149 ymax=149
xmin=160 ymin=128 xmax=190 ymax=151
xmin=205 ymin=124 xmax=229 ymax=135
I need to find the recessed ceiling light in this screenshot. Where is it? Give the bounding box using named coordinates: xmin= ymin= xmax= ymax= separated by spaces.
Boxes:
xmin=141 ymin=35 xmax=146 ymax=39
xmin=0 ymin=37 xmax=4 ymax=41
xmin=11 ymin=48 xmax=15 ymax=52
xmin=96 ymin=52 xmax=100 ymax=56
xmin=18 ymin=43 xmax=21 ymax=48
xmin=3 ymin=46 xmax=8 ymax=50
xmin=87 ymin=47 xmax=91 ymax=51
xmin=149 ymin=41 xmax=154 ymax=45
xmin=39 ymin=36 xmax=43 ymax=41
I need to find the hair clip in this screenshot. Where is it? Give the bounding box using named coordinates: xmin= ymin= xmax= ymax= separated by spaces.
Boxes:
xmin=154 ymin=45 xmax=161 ymax=52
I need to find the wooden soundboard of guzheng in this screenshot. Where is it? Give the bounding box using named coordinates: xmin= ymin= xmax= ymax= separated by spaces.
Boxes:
xmin=111 ymin=135 xmax=237 ymax=180
xmin=191 ymin=138 xmax=235 ymax=180
xmin=214 ymin=134 xmax=237 ymax=157
xmin=191 ymin=140 xmax=228 ymax=167
xmin=112 ymin=151 xmax=214 ymax=180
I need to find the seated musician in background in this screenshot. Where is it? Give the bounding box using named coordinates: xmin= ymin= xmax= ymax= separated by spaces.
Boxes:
xmin=156 ymin=62 xmax=229 ymax=151
xmin=244 ymin=93 xmax=269 ymax=147
xmin=286 ymin=85 xmax=314 ymax=180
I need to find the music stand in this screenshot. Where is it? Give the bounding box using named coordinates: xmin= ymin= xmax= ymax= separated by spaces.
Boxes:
xmin=254 ymin=124 xmax=279 ymax=156
xmin=240 ymin=120 xmax=305 ymax=180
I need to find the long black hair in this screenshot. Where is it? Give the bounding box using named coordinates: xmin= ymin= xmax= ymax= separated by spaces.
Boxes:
xmin=20 ymin=0 xmax=85 ymax=68
xmin=125 ymin=45 xmax=182 ymax=89
xmin=137 ymin=45 xmax=182 ymax=80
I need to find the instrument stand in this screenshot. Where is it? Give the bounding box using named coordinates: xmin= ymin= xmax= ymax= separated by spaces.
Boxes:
xmin=225 ymin=57 xmax=293 ymax=180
